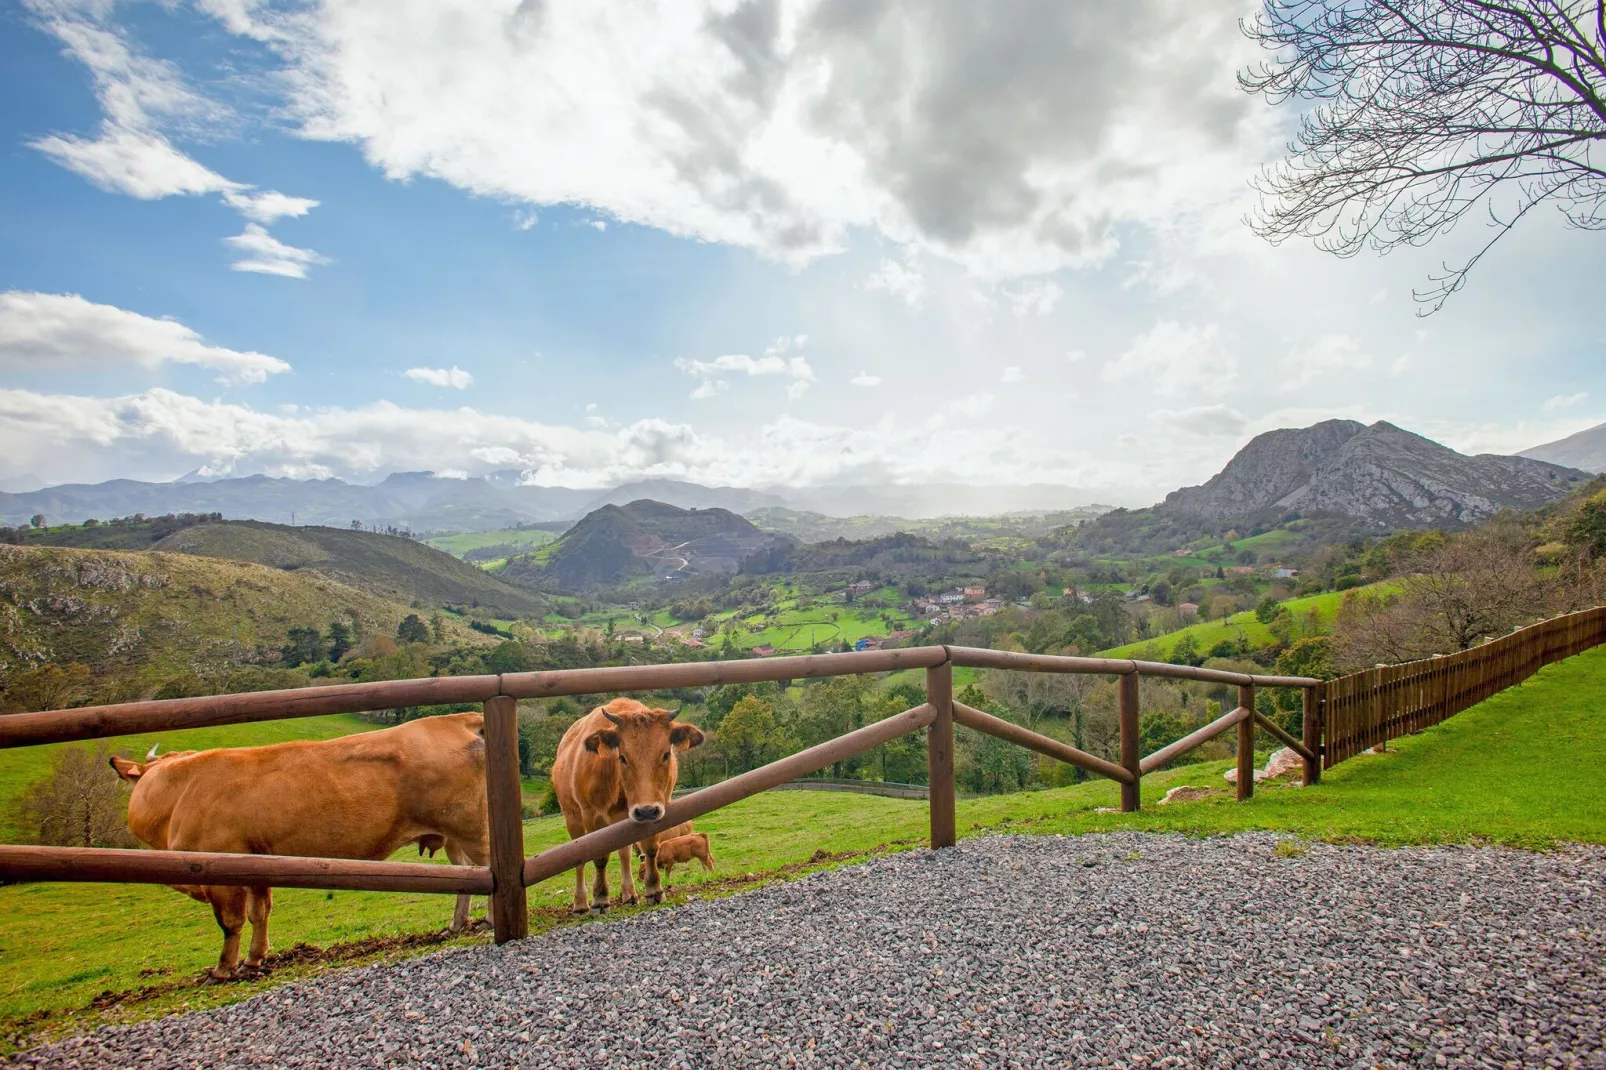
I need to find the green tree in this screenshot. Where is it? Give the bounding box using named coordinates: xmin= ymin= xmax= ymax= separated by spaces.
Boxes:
xmin=28 ymin=513 xmax=45 ymax=529
xmin=396 ymin=613 xmax=430 ymax=644
xmin=280 ymin=626 xmax=327 ymax=668
xmin=1 ymin=662 xmax=91 ymax=713
xmin=1565 ymin=490 xmax=1606 ymax=559
xmin=1255 ymin=595 xmax=1282 ymax=623
xmin=718 ymin=695 xmax=786 ymax=773
xmin=1169 ymin=633 xmax=1203 ymax=667
xmin=798 ymin=675 xmax=872 ymax=778
xmin=327 ymin=620 xmax=353 ymax=662
xmin=430 ymin=612 xmax=447 ymax=643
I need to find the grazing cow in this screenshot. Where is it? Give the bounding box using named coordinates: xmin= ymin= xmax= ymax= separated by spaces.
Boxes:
xmin=636 ymin=832 xmax=714 ymax=884
xmin=551 ymin=698 xmax=705 ymax=914
xmin=110 ymin=713 xmax=490 ymax=979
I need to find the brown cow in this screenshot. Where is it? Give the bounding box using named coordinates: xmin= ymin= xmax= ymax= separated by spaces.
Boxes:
xmin=636 ymin=832 xmax=714 ymax=884
xmin=551 ymin=698 xmax=704 ymax=914
xmin=110 ymin=713 xmax=489 ymax=979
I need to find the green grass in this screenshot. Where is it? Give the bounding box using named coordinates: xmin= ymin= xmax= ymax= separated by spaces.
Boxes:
xmin=1100 ymin=585 xmax=1379 ymax=658
xmin=423 ymin=529 xmax=557 ymax=558
xmin=2 ymin=644 xmax=1601 ymax=1046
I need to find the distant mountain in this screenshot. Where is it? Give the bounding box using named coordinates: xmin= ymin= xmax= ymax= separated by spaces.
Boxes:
xmin=1522 ymin=421 xmax=1606 ymax=473
xmin=1162 ymin=420 xmax=1589 ymax=527
xmin=745 ymin=505 xmax=1112 ymax=543
xmin=504 ymin=500 xmax=789 ymax=591
xmin=576 ymin=480 xmax=790 ymax=516
xmin=776 ymin=483 xmax=1117 ymax=518
xmin=152 ymin=521 xmax=547 ymax=617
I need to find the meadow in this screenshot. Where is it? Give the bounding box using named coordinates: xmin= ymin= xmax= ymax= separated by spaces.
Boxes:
xmin=422 ymin=528 xmax=558 ymax=558
xmin=1 ymin=643 xmax=1601 ymax=1046
xmin=1100 ymin=586 xmax=1367 ymax=658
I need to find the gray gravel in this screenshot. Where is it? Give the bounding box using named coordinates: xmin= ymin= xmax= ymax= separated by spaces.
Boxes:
xmin=14 ymin=832 xmax=1606 ymax=1069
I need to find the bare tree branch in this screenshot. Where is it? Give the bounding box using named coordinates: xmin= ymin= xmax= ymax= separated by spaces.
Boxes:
xmin=1241 ymin=1 xmax=1606 ymax=311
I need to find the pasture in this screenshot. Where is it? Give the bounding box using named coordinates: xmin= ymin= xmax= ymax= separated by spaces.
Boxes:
xmin=423 ymin=528 xmax=558 ymax=559
xmin=1100 ymin=586 xmax=1373 ymax=658
xmin=1 ymin=644 xmax=1602 ymax=1048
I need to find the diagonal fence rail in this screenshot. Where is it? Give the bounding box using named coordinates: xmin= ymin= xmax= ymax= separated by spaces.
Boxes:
xmin=0 ymin=606 xmax=1601 ymax=946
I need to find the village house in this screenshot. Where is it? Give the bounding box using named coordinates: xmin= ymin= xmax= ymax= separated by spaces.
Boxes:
xmin=846 ymin=580 xmax=876 ymax=596
xmin=962 ymin=585 xmax=987 ymax=601
xmin=854 ymin=636 xmax=885 ymax=651
xmin=680 ymin=636 xmax=707 ymax=649
xmin=751 ymin=644 xmax=776 ymax=657
xmin=1272 ymin=565 xmax=1300 ymax=579
xmin=939 ymin=591 xmax=964 ymax=604
xmin=1178 ymin=602 xmax=1200 ymax=617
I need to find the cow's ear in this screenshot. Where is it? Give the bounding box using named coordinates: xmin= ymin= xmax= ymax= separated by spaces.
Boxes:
xmin=584 ymin=730 xmax=621 ymax=754
xmin=109 ymin=756 xmax=144 ymax=783
xmin=669 ymin=722 xmax=705 ymax=751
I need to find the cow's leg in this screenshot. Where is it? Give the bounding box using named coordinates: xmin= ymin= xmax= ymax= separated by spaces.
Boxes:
xmin=639 ymin=840 xmax=665 ymax=905
xmin=208 ymin=886 xmax=249 ymax=979
xmin=590 ymin=855 xmax=610 ymax=913
xmin=443 ymin=839 xmax=477 ymax=932
xmin=616 ymin=845 xmax=638 ymax=906
xmin=244 ymin=886 xmax=272 ymax=968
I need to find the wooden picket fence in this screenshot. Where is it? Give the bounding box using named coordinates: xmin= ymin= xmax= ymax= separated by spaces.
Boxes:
xmin=1318 ymin=606 xmax=1606 ymax=767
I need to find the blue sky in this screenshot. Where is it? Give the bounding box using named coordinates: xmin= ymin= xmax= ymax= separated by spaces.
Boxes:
xmin=1 ymin=0 xmax=1602 ymax=501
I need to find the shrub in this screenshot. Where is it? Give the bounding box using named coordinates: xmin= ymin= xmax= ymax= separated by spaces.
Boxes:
xmin=7 ymin=742 xmax=138 ymax=848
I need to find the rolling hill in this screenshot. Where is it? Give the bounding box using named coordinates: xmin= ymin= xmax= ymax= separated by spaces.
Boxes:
xmin=1523 ymin=420 xmax=1606 ymax=473
xmin=0 ymin=545 xmax=489 ymax=682
xmin=152 ymin=522 xmax=547 ymax=617
xmin=502 ymin=500 xmax=788 ymax=590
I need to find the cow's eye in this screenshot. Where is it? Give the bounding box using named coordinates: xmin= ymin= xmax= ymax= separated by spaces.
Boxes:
xmin=661 ymin=751 xmax=670 ymax=763
xmin=619 ymin=755 xmax=628 ymax=766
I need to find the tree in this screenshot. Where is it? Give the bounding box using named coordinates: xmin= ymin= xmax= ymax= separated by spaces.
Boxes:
xmin=396 ymin=613 xmax=430 ymax=644
xmin=430 ymin=612 xmax=447 ymax=643
xmin=1 ymin=662 xmax=91 ymax=713
xmin=798 ymin=675 xmax=872 ymax=778
xmin=717 ymin=695 xmax=785 ymax=773
xmin=280 ymin=626 xmax=327 ymax=668
xmin=7 ymin=742 xmax=138 ymax=848
xmin=1242 ymin=0 xmax=1606 ymax=311
xmin=1255 ymin=595 xmax=1282 ymax=623
xmin=28 ymin=514 xmax=44 ymax=529
xmin=1565 ymin=488 xmax=1606 ymax=557
xmin=327 ymin=620 xmax=353 ymax=662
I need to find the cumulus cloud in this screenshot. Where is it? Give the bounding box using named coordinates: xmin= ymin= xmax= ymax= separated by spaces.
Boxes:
xmin=1154 ymin=404 xmax=1246 ymax=436
xmin=225 ymin=224 xmax=330 ymax=278
xmin=1101 ymin=321 xmax=1237 ymax=397
xmin=1281 ymin=334 xmax=1372 ymax=391
xmin=24 ymin=0 xmax=323 ymax=265
xmin=200 ymin=0 xmax=1269 ymax=278
xmin=0 ymin=291 xmax=290 ymax=384
xmin=404 ymin=366 xmax=473 ymax=389
xmin=851 ymin=371 xmax=882 ymax=387
xmin=863 ymin=259 xmax=926 ymax=307
xmin=674 ymin=335 xmax=816 ymax=400
xmin=1544 ymin=391 xmax=1588 ymax=411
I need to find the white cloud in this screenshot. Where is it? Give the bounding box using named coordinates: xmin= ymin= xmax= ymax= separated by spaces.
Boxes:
xmin=1154 ymin=404 xmax=1246 ymax=436
xmin=863 ymin=259 xmax=926 ymax=308
xmin=1002 ymin=279 xmax=1063 ymax=316
xmin=33 ymin=124 xmax=241 ymax=200
xmin=513 ymin=210 xmax=539 ymax=231
xmin=674 ymin=336 xmax=816 ymax=399
xmin=221 ymin=189 xmax=321 ymax=225
xmin=225 ymin=224 xmax=330 ymax=278
xmin=1001 ymin=366 xmax=1025 ymax=383
xmin=1101 ymin=321 xmax=1237 ymax=397
xmin=1544 ymin=391 xmax=1588 ymax=411
xmin=1278 ymin=334 xmax=1372 ymax=391
xmin=586 ymin=219 xmax=608 ymax=231
xmin=0 ymin=291 xmax=289 ymax=385
xmin=850 ymin=372 xmax=882 ymax=387
xmin=205 ymin=0 xmax=1271 ymax=278
xmin=404 ymin=365 xmax=473 ymax=389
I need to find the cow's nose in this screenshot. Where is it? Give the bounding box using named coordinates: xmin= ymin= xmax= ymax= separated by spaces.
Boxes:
xmin=630 ymin=803 xmax=664 ymax=823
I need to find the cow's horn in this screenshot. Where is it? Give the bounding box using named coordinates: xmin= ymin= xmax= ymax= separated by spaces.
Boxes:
xmin=146 ymin=743 xmax=160 ymax=760
xmin=602 ymin=709 xmax=623 ymax=726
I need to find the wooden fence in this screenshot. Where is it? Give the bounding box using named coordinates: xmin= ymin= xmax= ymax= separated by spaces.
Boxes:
xmin=1318 ymin=605 xmax=1606 ymax=767
xmin=0 ymin=607 xmax=1600 ymax=948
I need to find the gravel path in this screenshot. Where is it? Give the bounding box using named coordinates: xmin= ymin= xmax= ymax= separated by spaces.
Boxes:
xmin=15 ymin=832 xmax=1606 ymax=1069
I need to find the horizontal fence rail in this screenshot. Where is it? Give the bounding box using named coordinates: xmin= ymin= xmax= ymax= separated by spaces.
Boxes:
xmin=2 ymin=608 xmax=1602 ymax=946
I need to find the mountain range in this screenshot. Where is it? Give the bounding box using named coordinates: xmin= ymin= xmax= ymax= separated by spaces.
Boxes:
xmin=0 ymin=473 xmax=1117 ymax=533
xmin=1164 ymin=419 xmax=1588 ymax=527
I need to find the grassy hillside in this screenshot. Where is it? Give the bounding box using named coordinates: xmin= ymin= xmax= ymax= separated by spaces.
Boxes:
xmin=1099 ymin=585 xmax=1386 ymax=658
xmin=424 ymin=528 xmax=558 ymax=562
xmin=0 ymin=545 xmax=489 ymax=682
xmin=1 ymin=642 xmax=1600 ymax=1045
xmin=154 ymin=522 xmax=546 ymax=617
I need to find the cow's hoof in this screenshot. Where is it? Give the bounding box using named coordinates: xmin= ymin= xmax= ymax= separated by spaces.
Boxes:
xmin=644 ymin=889 xmax=663 ymax=905
xmin=617 ymin=894 xmax=638 ymax=907
xmin=589 ymin=903 xmax=608 ymax=915
xmin=206 ymin=966 xmax=238 ymax=982
xmin=570 ymin=905 xmax=589 ymax=916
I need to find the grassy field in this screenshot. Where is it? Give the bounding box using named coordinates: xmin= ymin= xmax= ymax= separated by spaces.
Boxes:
xmin=424 ymin=529 xmax=558 ymax=558
xmin=1 ymin=643 xmax=1601 ymax=1047
xmin=1100 ymin=586 xmax=1373 ymax=658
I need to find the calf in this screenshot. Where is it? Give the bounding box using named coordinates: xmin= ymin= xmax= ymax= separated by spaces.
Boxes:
xmin=636 ymin=832 xmax=714 ymax=884
xmin=111 ymin=713 xmax=489 ymax=978
xmin=551 ymin=698 xmax=705 ymax=913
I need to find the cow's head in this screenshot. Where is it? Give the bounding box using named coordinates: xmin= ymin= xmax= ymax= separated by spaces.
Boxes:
xmin=583 ymin=698 xmax=705 ymax=823
xmin=109 ymin=743 xmax=195 ymax=784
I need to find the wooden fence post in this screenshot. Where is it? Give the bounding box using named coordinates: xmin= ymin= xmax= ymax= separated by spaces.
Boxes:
xmin=1301 ymin=682 xmax=1322 ymax=787
xmin=1236 ymin=684 xmax=1255 ymax=802
xmin=925 ymin=660 xmax=956 ymax=849
xmin=1119 ymin=673 xmax=1141 ymax=812
xmin=482 ymin=695 xmax=528 ymax=944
